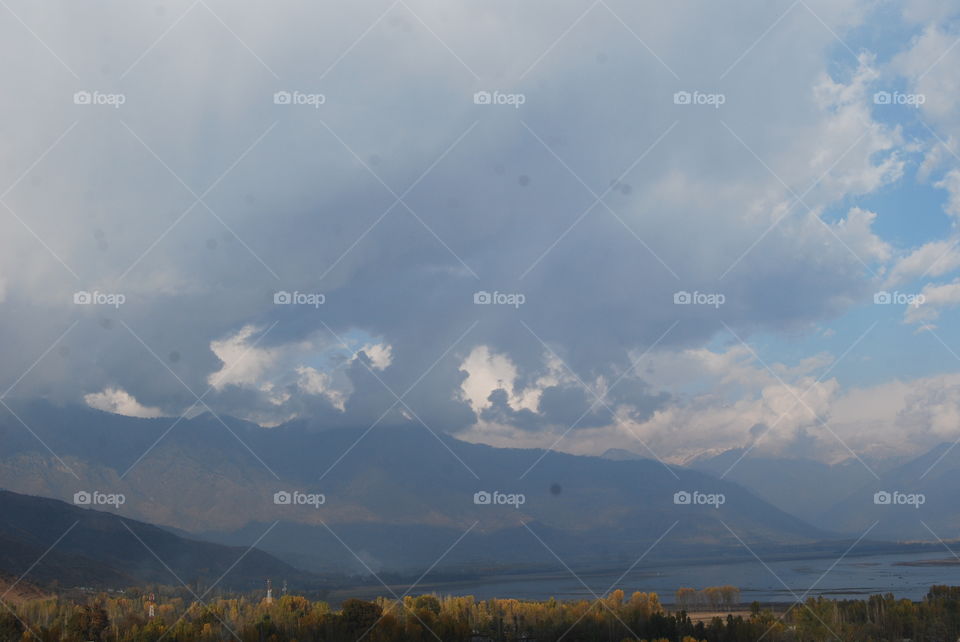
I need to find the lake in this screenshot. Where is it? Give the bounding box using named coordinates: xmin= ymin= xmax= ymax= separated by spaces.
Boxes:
xmin=339 ymin=551 xmax=960 ymax=605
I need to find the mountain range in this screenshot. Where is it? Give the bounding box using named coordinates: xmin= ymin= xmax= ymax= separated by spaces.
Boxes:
xmin=2 ymin=400 xmax=953 ymax=587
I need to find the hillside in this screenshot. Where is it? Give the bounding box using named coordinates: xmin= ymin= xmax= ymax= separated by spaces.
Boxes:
xmin=0 ymin=489 xmax=321 ymax=591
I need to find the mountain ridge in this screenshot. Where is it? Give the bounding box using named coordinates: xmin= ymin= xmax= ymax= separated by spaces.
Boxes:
xmin=0 ymin=488 xmax=322 ymax=591
xmin=0 ymin=400 xmax=849 ymax=574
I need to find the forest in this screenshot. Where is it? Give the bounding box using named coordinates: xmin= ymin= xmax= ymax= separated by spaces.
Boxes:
xmin=4 ymin=584 xmax=960 ymax=641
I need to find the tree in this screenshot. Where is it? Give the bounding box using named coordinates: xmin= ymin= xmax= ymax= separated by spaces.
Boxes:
xmin=413 ymin=595 xmax=441 ymax=616
xmin=0 ymin=610 xmax=24 ymax=641
xmin=675 ymin=588 xmax=697 ymax=610
xmin=340 ymin=599 xmax=382 ymax=637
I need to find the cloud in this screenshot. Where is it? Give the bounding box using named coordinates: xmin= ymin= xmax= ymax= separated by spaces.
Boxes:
xmin=890 ymin=21 xmax=960 ymax=139
xmin=459 ymin=342 xmax=960 ymax=464
xmin=359 ymin=343 xmax=393 ymax=371
xmin=0 ymin=0 xmax=957 ymax=464
xmin=886 ymin=239 xmax=960 ymax=286
xmin=905 ymin=278 xmax=960 ymax=323
xmin=459 ymin=346 xmax=520 ymax=413
xmin=936 ymin=169 xmax=960 ymax=222
xmin=536 ymin=385 xmax=613 ymax=428
xmin=207 ymin=325 xmax=280 ymax=391
xmin=200 ymin=324 xmax=409 ymax=425
xmin=83 ymin=387 xmax=164 ymax=418
xmin=295 ymin=366 xmax=346 ymax=411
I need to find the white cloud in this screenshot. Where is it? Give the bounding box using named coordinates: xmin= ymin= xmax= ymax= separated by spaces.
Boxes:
xmin=359 ymin=343 xmax=393 ymax=371
xmin=935 ymin=169 xmax=960 ymax=222
xmin=295 ymin=366 xmax=346 ymax=411
xmin=808 ymin=56 xmax=905 ymax=202
xmin=458 ymin=345 xmax=569 ymax=416
xmin=202 ymin=325 xmax=405 ymax=423
xmin=887 ymin=238 xmax=960 ymax=286
xmin=832 ymin=207 xmax=893 ymax=264
xmin=918 ymin=140 xmax=948 ymax=182
xmin=891 ymin=21 xmax=960 ymax=148
xmin=207 ymin=325 xmax=279 ymax=391
xmin=84 ymin=387 xmax=164 ymax=418
xmin=905 ymin=278 xmax=960 ymax=323
xmin=459 ymin=346 xmax=519 ymax=412
xmin=460 ymin=342 xmax=960 ymax=464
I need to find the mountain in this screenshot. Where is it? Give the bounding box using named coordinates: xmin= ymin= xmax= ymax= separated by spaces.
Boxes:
xmin=820 ymin=442 xmax=960 ymax=540
xmin=0 ymin=574 xmax=46 ymax=604
xmin=0 ymin=489 xmax=319 ymax=591
xmin=601 ymin=448 xmax=646 ymax=461
xmin=688 ymin=449 xmax=887 ymax=526
xmin=0 ymin=401 xmax=837 ymax=575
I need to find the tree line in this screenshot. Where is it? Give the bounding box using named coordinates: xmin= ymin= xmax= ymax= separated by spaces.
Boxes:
xmin=4 ymin=584 xmax=960 ymax=641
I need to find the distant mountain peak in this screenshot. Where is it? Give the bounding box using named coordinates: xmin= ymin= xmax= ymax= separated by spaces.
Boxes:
xmin=600 ymin=448 xmax=645 ymax=461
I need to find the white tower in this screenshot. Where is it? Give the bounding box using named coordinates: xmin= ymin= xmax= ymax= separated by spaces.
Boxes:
xmin=265 ymin=579 xmax=274 ymax=605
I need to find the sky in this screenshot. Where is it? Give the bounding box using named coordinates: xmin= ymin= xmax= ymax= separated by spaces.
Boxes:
xmin=3 ymin=0 xmax=960 ymax=466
